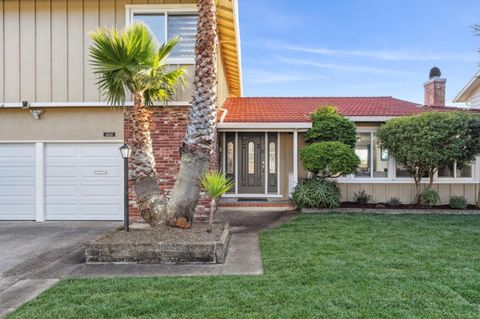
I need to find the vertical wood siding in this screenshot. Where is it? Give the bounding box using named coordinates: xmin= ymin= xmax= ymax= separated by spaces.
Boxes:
xmin=338 ymin=183 xmax=479 ymax=205
xmin=0 ymin=0 xmax=216 ymax=104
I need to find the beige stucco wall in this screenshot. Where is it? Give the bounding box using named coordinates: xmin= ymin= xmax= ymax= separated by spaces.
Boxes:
xmin=0 ymin=108 xmax=123 ymax=141
xmin=0 ymin=0 xmax=228 ymax=105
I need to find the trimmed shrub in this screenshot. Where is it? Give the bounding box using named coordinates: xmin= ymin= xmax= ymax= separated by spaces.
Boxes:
xmin=304 ymin=106 xmax=357 ymax=147
xmin=300 ymin=142 xmax=360 ymax=178
xmin=387 ymin=197 xmax=402 ymax=207
xmin=291 ymin=179 xmax=341 ymax=209
xmin=449 ymin=196 xmax=468 ymax=210
xmin=419 ymin=188 xmax=440 ymax=207
xmin=353 ymin=190 xmax=372 ymax=205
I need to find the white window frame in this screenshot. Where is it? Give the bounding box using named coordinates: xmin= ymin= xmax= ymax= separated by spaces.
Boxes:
xmin=435 ymin=160 xmax=475 ymax=182
xmin=126 ymin=4 xmax=198 ymax=65
xmin=338 ymin=127 xmax=479 ymax=184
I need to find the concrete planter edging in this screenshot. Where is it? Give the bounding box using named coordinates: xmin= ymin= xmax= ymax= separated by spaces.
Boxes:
xmin=85 ymin=223 xmax=231 ymax=264
xmin=302 ymin=208 xmax=480 ymax=215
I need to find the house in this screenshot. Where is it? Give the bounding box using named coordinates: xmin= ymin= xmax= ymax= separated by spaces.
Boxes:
xmin=0 ymin=0 xmax=241 ymax=222
xmin=218 ymin=72 xmax=480 ymax=206
xmin=454 ymin=70 xmax=480 ymax=108
xmin=0 ymin=0 xmax=478 ymax=223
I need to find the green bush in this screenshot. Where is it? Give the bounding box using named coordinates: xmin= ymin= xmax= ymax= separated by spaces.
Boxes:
xmin=387 ymin=197 xmax=402 ymax=207
xmin=291 ymin=179 xmax=341 ymax=209
xmin=377 ymin=111 xmax=480 ymax=203
xmin=354 ymin=190 xmax=372 ymax=205
xmin=304 ymin=106 xmax=357 ymax=147
xmin=300 ymin=142 xmax=360 ymax=178
xmin=419 ymin=188 xmax=440 ymax=207
xmin=449 ymin=196 xmax=468 ymax=210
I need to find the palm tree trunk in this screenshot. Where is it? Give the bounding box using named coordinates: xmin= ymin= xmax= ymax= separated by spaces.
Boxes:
xmin=128 ymin=93 xmax=165 ymax=226
xmin=207 ymin=198 xmax=217 ymax=233
xmin=167 ymin=0 xmax=218 ymax=228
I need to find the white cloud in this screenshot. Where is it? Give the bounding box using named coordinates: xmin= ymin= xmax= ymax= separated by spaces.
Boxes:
xmin=280 ymin=45 xmax=478 ymax=62
xmin=276 ymin=56 xmax=413 ymax=76
xmin=245 ymin=69 xmax=324 ymax=84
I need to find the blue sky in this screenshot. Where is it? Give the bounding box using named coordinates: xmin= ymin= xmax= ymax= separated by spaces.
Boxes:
xmin=237 ymin=0 xmax=480 ymax=105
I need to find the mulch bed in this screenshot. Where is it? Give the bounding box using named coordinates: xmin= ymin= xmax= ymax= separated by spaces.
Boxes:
xmin=341 ymin=202 xmax=480 ymax=210
xmin=97 ymin=223 xmax=225 ymax=245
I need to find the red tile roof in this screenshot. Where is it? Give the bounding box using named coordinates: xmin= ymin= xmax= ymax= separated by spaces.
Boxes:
xmin=220 ymin=97 xmax=473 ymax=123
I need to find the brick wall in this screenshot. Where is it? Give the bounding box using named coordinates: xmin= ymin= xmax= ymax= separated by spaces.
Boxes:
xmin=124 ymin=106 xmax=218 ymax=222
xmin=424 ymin=78 xmax=446 ymax=106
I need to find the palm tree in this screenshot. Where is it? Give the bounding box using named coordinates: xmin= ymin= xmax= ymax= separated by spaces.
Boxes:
xmin=200 ymin=171 xmax=235 ymax=232
xmin=166 ymin=0 xmax=219 ymax=228
xmin=90 ymin=23 xmax=185 ymax=226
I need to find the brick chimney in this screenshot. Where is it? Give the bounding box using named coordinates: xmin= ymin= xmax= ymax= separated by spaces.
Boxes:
xmin=424 ymin=66 xmax=446 ymax=106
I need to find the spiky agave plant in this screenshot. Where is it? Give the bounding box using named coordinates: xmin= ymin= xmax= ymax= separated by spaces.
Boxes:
xmin=200 ymin=171 xmax=235 ymax=232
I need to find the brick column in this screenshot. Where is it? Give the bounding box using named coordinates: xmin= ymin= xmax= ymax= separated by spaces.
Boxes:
xmin=124 ymin=106 xmax=218 ymax=223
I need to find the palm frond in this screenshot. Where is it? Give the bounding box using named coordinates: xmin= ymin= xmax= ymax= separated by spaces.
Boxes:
xmin=144 ymin=67 xmax=186 ymax=105
xmin=89 ymin=22 xmax=184 ymax=107
xmin=200 ymin=171 xmax=235 ymax=199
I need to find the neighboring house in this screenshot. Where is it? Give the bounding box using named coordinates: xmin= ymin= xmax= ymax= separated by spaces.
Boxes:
xmin=454 ymin=71 xmax=480 ymax=108
xmin=0 ymin=1 xmax=478 ymax=223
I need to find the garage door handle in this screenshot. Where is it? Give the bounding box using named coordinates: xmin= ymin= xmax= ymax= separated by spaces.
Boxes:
xmin=94 ymin=171 xmax=108 ymax=175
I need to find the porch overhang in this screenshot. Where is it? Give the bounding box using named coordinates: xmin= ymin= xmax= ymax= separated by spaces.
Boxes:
xmin=217 ymin=116 xmax=394 ymax=131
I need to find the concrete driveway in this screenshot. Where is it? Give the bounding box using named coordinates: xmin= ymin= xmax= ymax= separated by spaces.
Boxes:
xmin=0 ymin=221 xmax=120 ymax=316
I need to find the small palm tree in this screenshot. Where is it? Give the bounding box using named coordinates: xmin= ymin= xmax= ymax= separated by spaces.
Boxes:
xmin=200 ymin=171 xmax=235 ymax=232
xmin=89 ymin=23 xmax=185 ymax=226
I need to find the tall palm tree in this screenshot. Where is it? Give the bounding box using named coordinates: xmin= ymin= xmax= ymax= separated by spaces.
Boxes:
xmin=166 ymin=0 xmax=219 ymax=228
xmin=90 ymin=23 xmax=185 ymax=226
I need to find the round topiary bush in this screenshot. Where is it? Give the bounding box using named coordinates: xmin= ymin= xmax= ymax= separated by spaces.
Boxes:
xmin=300 ymin=141 xmax=360 ymax=178
xmin=291 ymin=178 xmax=341 ymax=209
xmin=304 ymin=106 xmax=357 ymax=147
xmin=419 ymin=188 xmax=440 ymax=207
xmin=449 ymin=196 xmax=468 ymax=210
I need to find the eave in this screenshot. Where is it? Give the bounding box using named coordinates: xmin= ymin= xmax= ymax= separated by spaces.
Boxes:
xmin=454 ymin=70 xmax=480 ymax=103
xmin=217 ymin=0 xmax=242 ymax=97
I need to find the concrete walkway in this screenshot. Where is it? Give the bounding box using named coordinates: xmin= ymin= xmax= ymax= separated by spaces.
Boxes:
xmin=0 ymin=209 xmax=296 ymax=318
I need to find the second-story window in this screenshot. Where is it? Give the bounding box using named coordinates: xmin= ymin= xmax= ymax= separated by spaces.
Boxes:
xmin=132 ymin=10 xmax=197 ymax=63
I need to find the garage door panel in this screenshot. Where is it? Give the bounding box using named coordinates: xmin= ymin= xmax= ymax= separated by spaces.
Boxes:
xmin=0 ymin=144 xmax=35 ymax=156
xmin=0 ymin=186 xmax=35 ymax=196
xmin=0 ymin=167 xmax=35 ymax=177
xmin=46 ymin=166 xmax=78 ymax=177
xmin=80 ymin=204 xmax=122 ymax=215
xmin=46 ymin=145 xmax=78 ymax=157
xmin=0 ymin=144 xmax=35 ymax=220
xmin=45 ymin=143 xmax=123 ymax=220
xmin=46 ymin=185 xmax=78 ymax=197
xmin=0 ymin=177 xmax=35 ymax=186
xmin=80 ymin=144 xmax=120 ymax=156
xmin=81 ymin=185 xmax=121 ymax=196
xmin=81 ymin=167 xmax=121 ymax=178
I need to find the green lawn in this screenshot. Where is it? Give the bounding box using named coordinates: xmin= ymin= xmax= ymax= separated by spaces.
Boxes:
xmin=8 ymin=214 xmax=480 ymax=319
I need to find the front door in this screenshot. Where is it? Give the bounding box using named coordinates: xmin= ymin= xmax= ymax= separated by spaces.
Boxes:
xmin=239 ymin=133 xmax=265 ymax=193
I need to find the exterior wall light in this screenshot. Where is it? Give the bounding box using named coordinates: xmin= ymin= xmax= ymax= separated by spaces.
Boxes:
xmin=30 ymin=109 xmax=44 ymax=120
xmin=119 ymin=144 xmax=132 ymax=231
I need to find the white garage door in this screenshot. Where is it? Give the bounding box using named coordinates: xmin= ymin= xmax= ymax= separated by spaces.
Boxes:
xmin=0 ymin=144 xmax=36 ymax=220
xmin=45 ymin=143 xmax=123 ymax=220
